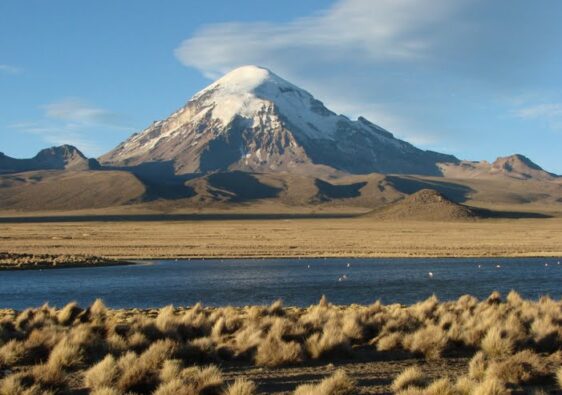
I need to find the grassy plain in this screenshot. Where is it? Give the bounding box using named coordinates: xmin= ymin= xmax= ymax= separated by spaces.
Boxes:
xmin=2 ymin=212 xmax=561 ymax=393
xmin=1 ymin=216 xmax=562 ymax=260
xmin=0 ymin=294 xmax=561 ymax=394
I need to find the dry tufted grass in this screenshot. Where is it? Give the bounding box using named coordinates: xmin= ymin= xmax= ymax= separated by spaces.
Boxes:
xmin=0 ymin=292 xmax=560 ymax=394
xmin=223 ymin=378 xmax=257 ymax=395
xmin=293 ymin=370 xmax=355 ymax=395
xmin=391 ymin=366 xmax=427 ymax=393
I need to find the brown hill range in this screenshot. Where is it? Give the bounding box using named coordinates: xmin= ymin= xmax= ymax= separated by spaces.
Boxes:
xmin=1 ymin=67 xmax=560 ymax=217
xmin=366 ymin=189 xmax=478 ymax=221
xmin=0 ymin=145 xmax=99 ymax=174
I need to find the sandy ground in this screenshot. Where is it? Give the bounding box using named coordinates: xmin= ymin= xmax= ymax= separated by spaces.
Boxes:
xmin=10 ymin=357 xmax=470 ymax=394
xmin=1 ymin=216 xmax=562 ymax=259
xmin=221 ymin=357 xmax=469 ymax=394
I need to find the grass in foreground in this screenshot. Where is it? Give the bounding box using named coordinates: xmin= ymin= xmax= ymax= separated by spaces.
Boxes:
xmin=0 ymin=292 xmax=560 ymax=394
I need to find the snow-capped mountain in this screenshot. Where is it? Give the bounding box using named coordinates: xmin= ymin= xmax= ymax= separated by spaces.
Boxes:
xmin=100 ymin=65 xmax=457 ymax=175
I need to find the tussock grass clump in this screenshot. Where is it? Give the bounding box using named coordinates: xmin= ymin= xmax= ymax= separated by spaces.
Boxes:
xmin=153 ymin=365 xmax=224 ymax=395
xmin=255 ymin=334 xmax=302 ymax=367
xmin=57 ymin=302 xmax=82 ymax=326
xmin=293 ymin=370 xmax=355 ymax=395
xmin=224 ymin=378 xmax=257 ymax=395
xmin=90 ymin=388 xmax=121 ymax=395
xmin=468 ymin=352 xmax=487 ymax=381
xmin=391 ymin=366 xmax=427 ymax=392
xmin=485 ymin=350 xmax=551 ymax=385
xmin=0 ymin=372 xmax=44 ymax=395
xmin=454 ymin=376 xmax=476 ymax=395
xmin=31 ymin=362 xmax=67 ymax=388
xmin=116 ymin=339 xmax=178 ymax=393
xmin=481 ymin=327 xmax=513 ymax=358
xmin=471 ymin=378 xmax=508 ymax=395
xmin=375 ymin=332 xmax=403 ymax=351
xmin=424 ymin=378 xmax=455 ymax=395
xmin=47 ymin=337 xmax=84 ymax=369
xmin=0 ymin=339 xmax=28 ymax=366
xmin=89 ymin=299 xmax=107 ymax=320
xmin=400 ymin=345 xmax=559 ymax=394
xmin=84 ymin=354 xmax=117 ymax=389
xmin=306 ymin=324 xmax=351 ymax=359
xmin=159 ymin=359 xmax=182 ymax=383
xmin=403 ymin=324 xmax=448 ymax=359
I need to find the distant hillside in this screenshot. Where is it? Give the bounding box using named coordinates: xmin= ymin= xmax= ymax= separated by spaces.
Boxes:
xmin=0 ymin=170 xmax=145 ymax=211
xmin=0 ymin=67 xmax=559 ymax=215
xmin=0 ymin=145 xmax=99 ymax=174
xmin=366 ymin=189 xmax=479 ymax=221
xmin=439 ymin=154 xmax=558 ymax=181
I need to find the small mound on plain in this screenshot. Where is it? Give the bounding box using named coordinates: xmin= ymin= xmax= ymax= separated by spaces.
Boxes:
xmin=368 ymin=189 xmax=479 ymax=221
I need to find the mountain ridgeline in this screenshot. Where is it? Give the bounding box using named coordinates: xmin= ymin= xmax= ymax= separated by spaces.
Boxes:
xmin=0 ymin=66 xmax=559 ymax=213
xmin=100 ymin=66 xmax=458 ymax=176
xmin=0 ymin=145 xmax=100 ymax=174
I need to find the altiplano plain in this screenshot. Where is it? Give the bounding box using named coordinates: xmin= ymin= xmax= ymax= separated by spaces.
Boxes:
xmin=1 ymin=216 xmax=562 ymax=260
xmin=3 ymin=1 xmax=562 ymax=393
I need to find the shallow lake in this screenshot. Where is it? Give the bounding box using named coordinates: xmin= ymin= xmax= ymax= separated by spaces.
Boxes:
xmin=1 ymin=257 xmax=561 ymax=310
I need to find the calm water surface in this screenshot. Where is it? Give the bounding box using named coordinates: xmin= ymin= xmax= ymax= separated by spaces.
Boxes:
xmin=0 ymin=258 xmax=561 ymax=310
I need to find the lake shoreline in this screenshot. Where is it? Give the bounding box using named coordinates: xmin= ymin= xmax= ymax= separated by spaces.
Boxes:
xmin=2 ymin=257 xmax=560 ymax=310
xmin=1 ymin=253 xmax=561 ymax=271
xmin=0 ymin=252 xmax=135 ymax=271
xmin=2 ymin=254 xmax=562 ymax=273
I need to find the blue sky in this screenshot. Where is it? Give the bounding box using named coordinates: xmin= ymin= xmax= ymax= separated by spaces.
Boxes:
xmin=1 ymin=0 xmax=561 ymax=173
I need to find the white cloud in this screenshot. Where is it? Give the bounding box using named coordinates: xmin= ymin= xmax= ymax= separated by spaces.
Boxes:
xmin=173 ymin=0 xmax=478 ymax=148
xmin=42 ymin=98 xmax=127 ymax=127
xmin=0 ymin=64 xmax=22 ymax=75
xmin=175 ymin=0 xmax=469 ymax=77
xmin=10 ymin=121 xmax=104 ymax=156
xmin=515 ymin=103 xmax=562 ymax=120
xmin=514 ymin=102 xmax=562 ymax=131
xmin=174 ymin=0 xmax=562 ymax=155
xmin=10 ymin=99 xmax=133 ymax=156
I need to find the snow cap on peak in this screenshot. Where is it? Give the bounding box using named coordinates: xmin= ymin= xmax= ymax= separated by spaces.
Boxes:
xmin=200 ymin=65 xmax=297 ymax=98
xmin=188 ymin=65 xmax=321 ymax=133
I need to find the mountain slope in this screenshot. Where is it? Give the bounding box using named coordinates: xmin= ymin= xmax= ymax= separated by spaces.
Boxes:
xmin=0 ymin=145 xmax=99 ymax=174
xmin=100 ymin=65 xmax=457 ymax=176
xmin=439 ymin=154 xmax=558 ymax=181
xmin=491 ymin=154 xmax=557 ymax=180
xmin=0 ymin=170 xmax=145 ymax=211
xmin=366 ymin=189 xmax=479 ymax=221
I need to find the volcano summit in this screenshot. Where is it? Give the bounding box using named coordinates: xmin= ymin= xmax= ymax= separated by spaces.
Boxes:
xmin=100 ymin=66 xmax=457 ymax=176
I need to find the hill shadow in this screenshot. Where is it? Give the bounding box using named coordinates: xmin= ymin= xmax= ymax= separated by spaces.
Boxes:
xmin=385 ymin=175 xmax=473 ymax=203
xmin=473 ymin=208 xmax=552 ymax=219
xmin=101 ymin=161 xmax=197 ymax=200
xmin=207 ymin=172 xmax=282 ymax=202
xmin=380 ymin=176 xmax=553 ymax=219
xmin=100 ymin=164 xmax=284 ymax=203
xmin=314 ymin=179 xmax=367 ymax=201
xmin=0 ymin=213 xmax=357 ymax=224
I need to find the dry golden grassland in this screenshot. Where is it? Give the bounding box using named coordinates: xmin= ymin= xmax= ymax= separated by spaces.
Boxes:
xmin=0 ymin=293 xmax=561 ymax=394
xmin=1 ymin=217 xmax=562 ymax=260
